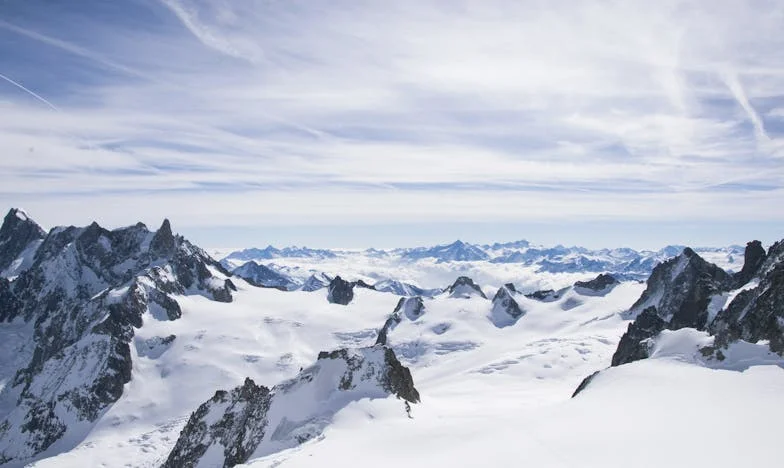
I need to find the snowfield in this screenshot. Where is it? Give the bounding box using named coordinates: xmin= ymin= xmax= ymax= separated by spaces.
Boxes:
xmin=24 ymin=274 xmax=784 ymax=468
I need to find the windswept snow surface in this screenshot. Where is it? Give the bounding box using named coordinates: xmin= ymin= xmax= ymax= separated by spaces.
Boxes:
xmin=26 ymin=277 xmax=784 ymax=468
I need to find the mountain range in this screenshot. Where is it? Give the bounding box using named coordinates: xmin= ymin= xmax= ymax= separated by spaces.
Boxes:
xmin=0 ymin=208 xmax=782 ymax=468
xmin=221 ymin=239 xmax=742 ymax=293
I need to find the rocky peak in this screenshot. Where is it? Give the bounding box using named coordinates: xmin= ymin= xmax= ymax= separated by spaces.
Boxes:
xmin=446 ymin=276 xmax=487 ymax=299
xmin=165 ymin=346 xmax=419 ymax=467
xmin=734 ymin=240 xmax=766 ymax=286
xmin=0 ymin=208 xmax=46 ymax=274
xmin=149 ymin=219 xmax=177 ymax=257
xmin=163 ymin=378 xmax=272 ymax=468
xmin=626 ymin=248 xmax=732 ymax=329
xmin=327 ymin=275 xmax=354 ymax=305
xmin=0 ymin=214 xmax=236 ymax=465
xmin=710 ymin=239 xmax=784 ymax=355
xmin=490 ymin=284 xmax=525 ymax=327
xmin=574 ymin=273 xmax=619 ymax=296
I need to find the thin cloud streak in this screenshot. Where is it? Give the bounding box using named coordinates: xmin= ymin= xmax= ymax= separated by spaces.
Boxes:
xmin=0 ymin=0 xmax=783 ymax=245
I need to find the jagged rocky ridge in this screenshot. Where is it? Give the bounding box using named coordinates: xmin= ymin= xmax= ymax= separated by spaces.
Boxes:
xmin=574 ymin=239 xmax=784 ymax=397
xmin=163 ymin=345 xmax=419 ymax=468
xmin=0 ymin=210 xmax=235 ymax=466
xmin=0 ymin=209 xmax=45 ymax=278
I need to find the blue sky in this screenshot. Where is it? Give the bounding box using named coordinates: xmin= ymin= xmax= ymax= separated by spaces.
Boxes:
xmin=0 ymin=0 xmax=782 ymax=249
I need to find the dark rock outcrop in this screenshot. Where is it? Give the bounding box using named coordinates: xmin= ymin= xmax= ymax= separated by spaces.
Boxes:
xmin=611 ymin=307 xmax=667 ymax=366
xmin=163 ymin=378 xmax=272 ymax=468
xmin=490 ymin=284 xmax=525 ymax=327
xmin=711 ymin=240 xmax=784 ymax=354
xmin=733 ymin=240 xmax=766 ymax=287
xmin=574 ymin=273 xmax=619 ymax=296
xmin=609 ymin=249 xmax=731 ymax=369
xmin=327 ymin=276 xmax=354 ymax=305
xmin=165 ymin=346 xmax=419 ymax=468
xmin=446 ymin=276 xmax=487 ymax=299
xmin=626 ymin=248 xmax=733 ymax=330
xmin=571 ymin=371 xmax=600 ymax=398
xmin=149 ymin=219 xmax=177 ymax=257
xmin=0 ymin=208 xmax=45 ymax=275
xmin=525 ymin=289 xmax=561 ymax=302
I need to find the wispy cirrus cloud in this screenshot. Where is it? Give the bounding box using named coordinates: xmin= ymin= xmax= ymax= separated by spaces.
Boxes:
xmin=0 ymin=0 xmax=782 ymax=246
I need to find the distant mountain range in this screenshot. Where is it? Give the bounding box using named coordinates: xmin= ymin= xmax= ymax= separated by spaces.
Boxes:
xmin=221 ymin=240 xmax=744 ymax=288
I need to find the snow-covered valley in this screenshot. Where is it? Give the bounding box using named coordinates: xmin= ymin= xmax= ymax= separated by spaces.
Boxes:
xmin=1 ymin=209 xmax=783 ymax=468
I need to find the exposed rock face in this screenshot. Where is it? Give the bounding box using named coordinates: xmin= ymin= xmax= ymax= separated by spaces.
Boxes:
xmin=608 ymin=249 xmax=731 ymax=369
xmin=611 ymin=307 xmax=667 ymax=366
xmin=525 ymin=289 xmax=561 ymax=302
xmin=574 ymin=274 xmax=619 ymax=296
xmin=164 ymin=346 xmax=419 ymax=468
xmin=733 ymin=240 xmax=766 ymax=287
xmin=612 ymin=241 xmax=784 ymax=368
xmin=375 ymin=297 xmax=426 ymax=345
xmin=625 ymin=248 xmax=733 ymax=330
xmin=353 ymin=279 xmax=375 ymax=290
xmin=571 ymin=371 xmax=600 ymax=398
xmin=0 ymin=213 xmax=234 ymax=466
xmin=163 ymin=378 xmax=272 ymax=468
xmin=711 ymin=241 xmax=784 ymax=354
xmin=446 ymin=276 xmax=487 ymax=299
xmin=490 ymin=284 xmax=525 ymax=327
xmin=0 ymin=209 xmax=45 ymax=276
xmin=327 ymin=276 xmax=354 ymax=305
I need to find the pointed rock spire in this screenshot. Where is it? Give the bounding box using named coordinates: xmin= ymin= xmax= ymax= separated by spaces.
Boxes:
xmin=327 ymin=275 xmax=354 ymax=305
xmin=0 ymin=208 xmax=46 ymax=273
xmin=734 ymin=240 xmax=766 ymax=286
xmin=149 ymin=219 xmax=177 ymax=257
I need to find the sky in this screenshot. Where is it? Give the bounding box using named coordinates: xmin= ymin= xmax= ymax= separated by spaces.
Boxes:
xmin=0 ymin=0 xmax=782 ymax=250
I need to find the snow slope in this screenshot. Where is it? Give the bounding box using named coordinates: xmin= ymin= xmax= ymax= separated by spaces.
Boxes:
xmin=261 ymin=358 xmax=784 ymax=468
xmin=30 ymin=277 xmax=646 ymax=467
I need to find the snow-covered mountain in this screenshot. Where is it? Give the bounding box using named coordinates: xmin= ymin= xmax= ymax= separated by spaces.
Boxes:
xmin=1 ymin=208 xmax=783 ymax=468
xmin=219 ymin=240 xmax=743 ymax=294
xmin=224 ymin=246 xmax=337 ymax=262
xmin=402 ymin=240 xmax=491 ymax=262
xmin=0 ymin=210 xmax=235 ymax=467
xmin=232 ymin=261 xmax=300 ymax=291
xmin=574 ymin=240 xmax=784 ymax=397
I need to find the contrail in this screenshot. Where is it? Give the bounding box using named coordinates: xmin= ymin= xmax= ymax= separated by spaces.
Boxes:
xmin=0 ymin=72 xmax=61 ymax=112
xmin=0 ymin=71 xmax=101 ymax=151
